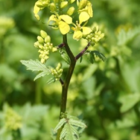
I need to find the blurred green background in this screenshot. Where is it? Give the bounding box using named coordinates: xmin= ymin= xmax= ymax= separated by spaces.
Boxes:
xmin=0 ymin=0 xmax=140 ymax=140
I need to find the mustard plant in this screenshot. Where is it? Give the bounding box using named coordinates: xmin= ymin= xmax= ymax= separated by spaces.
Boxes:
xmin=21 ymin=0 xmax=105 ymax=139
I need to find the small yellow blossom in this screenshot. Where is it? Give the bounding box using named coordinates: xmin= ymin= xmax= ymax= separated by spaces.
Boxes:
xmin=72 ymin=21 xmax=91 ymax=40
xmin=34 ymin=0 xmax=50 ymax=20
xmin=49 ymin=14 xmax=72 ymax=34
xmin=78 ymin=1 xmax=93 ymax=24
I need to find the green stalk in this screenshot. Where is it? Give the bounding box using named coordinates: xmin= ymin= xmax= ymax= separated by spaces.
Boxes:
xmin=60 ymin=35 xmax=76 ymax=116
xmin=56 ymin=35 xmax=76 ymax=140
xmin=35 ymin=79 xmax=42 ymax=104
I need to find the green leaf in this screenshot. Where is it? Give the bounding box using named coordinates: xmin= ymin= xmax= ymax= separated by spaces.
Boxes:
xmin=46 ymin=77 xmax=55 ymax=84
xmin=21 ymin=59 xmax=47 ymax=71
xmin=89 ymin=51 xmax=95 ymax=64
xmin=53 ymin=118 xmax=66 ymax=133
xmin=34 ymin=70 xmax=50 ymax=81
xmin=61 ymin=122 xmax=78 ymax=140
xmin=117 ymin=26 xmax=140 ymax=46
xmin=92 ymin=50 xmax=106 ymax=61
xmin=59 ymin=49 xmax=71 ymax=64
xmin=21 ymin=59 xmax=51 ymax=81
xmin=55 ymin=116 xmax=86 ymax=140
xmin=69 ymin=119 xmax=87 ymax=130
xmin=119 ymin=93 xmax=140 ymax=112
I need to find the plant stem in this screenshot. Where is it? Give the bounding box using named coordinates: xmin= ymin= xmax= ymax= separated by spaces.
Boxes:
xmin=75 ymin=42 xmax=90 ymax=61
xmin=60 ymin=35 xmax=76 ymax=117
xmin=56 ymin=35 xmax=76 ymax=140
xmin=57 ymin=37 xmax=90 ymax=140
xmin=35 ymin=79 xmax=42 ymax=104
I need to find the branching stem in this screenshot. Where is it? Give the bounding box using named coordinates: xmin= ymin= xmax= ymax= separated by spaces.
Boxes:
xmin=75 ymin=42 xmax=90 ymax=61
xmin=60 ymin=35 xmax=76 ymax=116
xmin=58 ymin=38 xmax=91 ymax=140
xmin=60 ymin=41 xmax=91 ymax=117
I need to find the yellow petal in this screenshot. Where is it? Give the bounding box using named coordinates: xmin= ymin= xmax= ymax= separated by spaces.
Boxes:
xmin=49 ymin=15 xmax=57 ymax=22
xmin=87 ymin=2 xmax=93 ymax=17
xmin=59 ymin=15 xmax=72 ymax=24
xmin=82 ymin=27 xmax=92 ymax=35
xmin=78 ymin=0 xmax=88 ymax=10
xmin=33 ymin=4 xmax=40 ymax=20
xmin=73 ymin=30 xmax=82 ymax=40
xmin=59 ymin=21 xmax=70 ymax=34
xmin=79 ymin=12 xmax=89 ymax=24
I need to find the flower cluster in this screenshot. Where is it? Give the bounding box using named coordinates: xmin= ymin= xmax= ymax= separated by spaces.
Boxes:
xmin=34 ymin=0 xmax=94 ymax=41
xmin=34 ymin=30 xmax=57 ymax=63
xmin=84 ymin=23 xmax=105 ymax=45
xmin=50 ymin=63 xmax=63 ymax=81
xmin=4 ymin=106 xmax=22 ymax=130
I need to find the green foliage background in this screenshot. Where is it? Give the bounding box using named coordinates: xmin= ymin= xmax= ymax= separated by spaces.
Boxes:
xmin=0 ymin=0 xmax=140 ymax=140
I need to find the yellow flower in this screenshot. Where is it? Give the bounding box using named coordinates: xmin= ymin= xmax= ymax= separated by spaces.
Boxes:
xmin=49 ymin=14 xmax=72 ymax=34
xmin=72 ymin=21 xmax=91 ymax=40
xmin=33 ymin=0 xmax=50 ymax=20
xmin=78 ymin=1 xmax=93 ymax=24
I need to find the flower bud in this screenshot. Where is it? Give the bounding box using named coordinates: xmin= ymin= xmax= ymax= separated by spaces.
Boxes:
xmin=39 ymin=44 xmax=44 ymax=49
xmin=40 ymin=30 xmax=48 ymax=38
xmin=49 ymin=3 xmax=56 ymax=12
xmin=52 ymin=47 xmax=57 ymax=52
xmin=45 ymin=36 xmax=51 ymax=42
xmin=56 ymin=63 xmax=61 ymax=70
xmin=38 ymin=50 xmax=43 ymax=53
xmin=70 ymin=0 xmax=76 ymax=3
xmin=60 ymin=1 xmax=68 ymax=8
xmin=44 ymin=50 xmax=49 ymax=54
xmin=37 ymin=36 xmax=44 ymax=43
xmin=67 ymin=7 xmax=75 ymax=16
xmin=41 ymin=58 xmax=45 ymax=63
xmin=44 ymin=55 xmax=49 ymax=60
xmin=34 ymin=41 xmax=39 ymax=48
xmin=58 ymin=69 xmax=63 ymax=74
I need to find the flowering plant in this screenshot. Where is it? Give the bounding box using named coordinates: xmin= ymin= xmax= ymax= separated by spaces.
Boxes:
xmin=21 ymin=0 xmax=105 ymax=139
